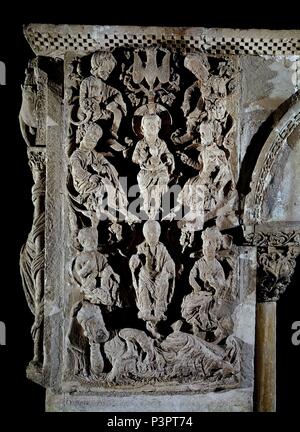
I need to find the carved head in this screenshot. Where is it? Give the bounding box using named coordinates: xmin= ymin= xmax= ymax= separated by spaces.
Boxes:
xmin=201 ymin=227 xmax=221 ymax=260
xmin=81 ymin=123 xmax=103 ymax=150
xmin=77 ymin=302 xmax=109 ymax=343
xmin=184 ymin=53 xmax=210 ymax=82
xmin=141 ymin=114 xmax=161 ymax=142
xmin=91 ymin=51 xmax=117 ymax=81
xmin=143 ymin=220 xmax=161 ymax=245
xmin=78 ymin=227 xmax=98 ymax=251
xmin=206 ymin=96 xmax=227 ymax=121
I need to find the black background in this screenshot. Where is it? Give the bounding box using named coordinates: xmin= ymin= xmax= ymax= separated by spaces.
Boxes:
xmin=0 ymin=1 xmax=299 ymax=420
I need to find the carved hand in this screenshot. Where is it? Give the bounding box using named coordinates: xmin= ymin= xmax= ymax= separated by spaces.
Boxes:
xmin=89 ymin=174 xmax=101 ymax=185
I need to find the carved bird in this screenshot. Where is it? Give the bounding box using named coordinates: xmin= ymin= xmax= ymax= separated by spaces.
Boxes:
xmin=133 ymin=48 xmax=170 ymax=90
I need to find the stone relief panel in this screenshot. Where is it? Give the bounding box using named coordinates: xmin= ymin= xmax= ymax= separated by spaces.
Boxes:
xmin=56 ymin=46 xmax=255 ymax=393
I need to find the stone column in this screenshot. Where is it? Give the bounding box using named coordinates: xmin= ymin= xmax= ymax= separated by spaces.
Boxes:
xmin=255 ymin=301 xmax=277 ymax=412
xmin=27 ymin=148 xmax=46 ymax=367
xmin=19 ymin=59 xmax=48 ymax=384
xmin=255 ymin=246 xmax=299 ymax=411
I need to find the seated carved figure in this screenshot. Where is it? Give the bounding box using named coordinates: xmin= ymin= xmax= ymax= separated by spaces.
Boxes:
xmin=132 ymin=113 xmax=175 ymax=218
xmin=70 ymin=123 xmax=130 ymax=230
xmin=71 ymin=227 xmax=120 ymax=308
xmin=67 ymin=227 xmax=120 ymax=379
xmin=174 ymin=120 xmax=237 ymax=249
xmin=129 ymin=220 xmax=175 ymax=338
xmin=79 ymin=51 xmax=127 ymax=140
xmin=172 ymin=53 xmax=233 ymax=147
xmin=182 ymin=227 xmax=234 ymax=343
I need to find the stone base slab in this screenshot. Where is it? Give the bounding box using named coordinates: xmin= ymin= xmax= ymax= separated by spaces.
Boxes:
xmin=46 ymin=388 xmax=253 ymax=412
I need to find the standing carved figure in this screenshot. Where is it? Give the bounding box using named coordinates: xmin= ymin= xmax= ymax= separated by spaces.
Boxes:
xmin=132 ymin=113 xmax=174 ymax=218
xmin=129 ymin=221 xmax=175 ymax=337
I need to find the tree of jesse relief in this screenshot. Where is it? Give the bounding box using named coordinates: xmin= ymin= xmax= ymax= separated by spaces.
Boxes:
xmin=65 ymin=48 xmax=241 ymax=388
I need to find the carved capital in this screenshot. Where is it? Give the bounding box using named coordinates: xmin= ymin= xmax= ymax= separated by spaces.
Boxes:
xmin=257 ymin=247 xmax=300 ymax=302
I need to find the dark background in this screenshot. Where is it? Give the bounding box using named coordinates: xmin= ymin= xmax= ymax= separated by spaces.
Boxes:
xmin=0 ymin=2 xmax=299 ymax=417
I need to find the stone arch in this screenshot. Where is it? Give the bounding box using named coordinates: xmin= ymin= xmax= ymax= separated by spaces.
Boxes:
xmin=244 ymin=94 xmax=300 ymax=226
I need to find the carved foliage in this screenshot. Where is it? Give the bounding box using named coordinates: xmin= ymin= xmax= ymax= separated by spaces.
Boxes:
xmin=245 ymin=230 xmax=300 ymax=247
xmin=257 ymin=247 xmax=299 ymax=302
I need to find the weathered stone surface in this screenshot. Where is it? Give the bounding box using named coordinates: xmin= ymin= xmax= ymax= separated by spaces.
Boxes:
xmin=46 ymin=387 xmax=254 ymax=412
xmin=19 ymin=25 xmax=300 ymax=412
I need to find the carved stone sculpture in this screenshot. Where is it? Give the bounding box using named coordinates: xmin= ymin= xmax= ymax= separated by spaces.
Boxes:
xmin=132 ymin=112 xmax=175 ymax=218
xmin=257 ymin=247 xmax=300 ymax=302
xmin=129 ymin=220 xmax=175 ymax=337
xmin=182 ymin=227 xmax=237 ymax=342
xmin=20 ymin=24 xmax=300 ymax=412
xmin=171 ymin=119 xmax=237 ymax=250
xmin=20 ymin=149 xmax=46 ymax=368
xmin=19 ymin=59 xmax=48 ymax=377
xmin=67 ymin=300 xmax=110 ymax=377
xmin=71 ymin=227 xmax=120 ymax=308
xmin=69 ymin=122 xmax=130 ymax=234
xmin=77 ymin=51 xmax=127 ymax=145
xmin=104 ymin=321 xmax=240 ymax=386
xmin=19 ymin=61 xmax=38 ymax=147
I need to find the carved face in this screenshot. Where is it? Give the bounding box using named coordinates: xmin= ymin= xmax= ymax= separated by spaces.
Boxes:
xmin=77 ymin=303 xmax=109 ymax=343
xmin=211 ymin=99 xmax=226 ymax=121
xmin=141 ymin=115 xmax=161 ymax=142
xmin=143 ymin=220 xmax=161 ymax=245
xmin=203 ymin=236 xmax=218 ymax=261
xmin=81 ymin=125 xmax=103 ymax=150
xmin=78 ymin=228 xmax=98 ymax=251
xmin=91 ymin=52 xmax=116 ymax=81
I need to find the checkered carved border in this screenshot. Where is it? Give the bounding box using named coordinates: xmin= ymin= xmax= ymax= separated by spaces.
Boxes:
xmin=25 ymin=28 xmax=300 ymax=56
xmin=29 ymin=31 xmax=99 ymax=52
